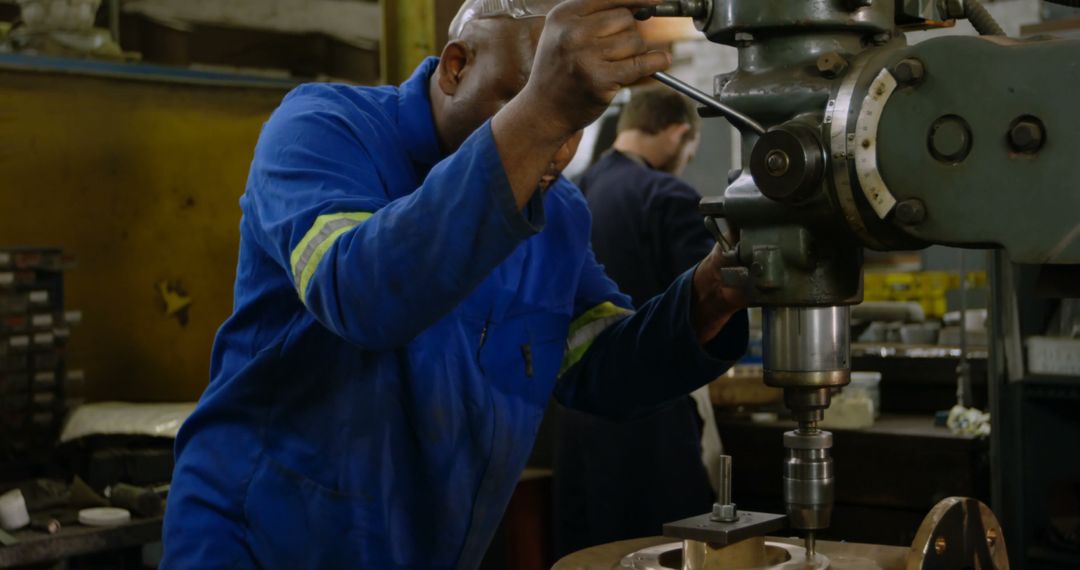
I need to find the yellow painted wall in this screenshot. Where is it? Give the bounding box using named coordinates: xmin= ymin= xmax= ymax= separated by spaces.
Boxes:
xmin=0 ymin=64 xmax=290 ymax=402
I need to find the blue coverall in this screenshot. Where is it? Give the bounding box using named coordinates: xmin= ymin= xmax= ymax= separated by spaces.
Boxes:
xmin=162 ymin=57 xmax=748 ymax=569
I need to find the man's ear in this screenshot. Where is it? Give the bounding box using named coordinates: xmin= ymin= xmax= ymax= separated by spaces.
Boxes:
xmin=664 ymin=122 xmax=692 ymax=146
xmin=436 ymin=41 xmax=472 ymax=96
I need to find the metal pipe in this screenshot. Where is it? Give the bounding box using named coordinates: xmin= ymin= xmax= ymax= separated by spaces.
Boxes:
xmin=652 ymin=71 xmax=767 ymax=136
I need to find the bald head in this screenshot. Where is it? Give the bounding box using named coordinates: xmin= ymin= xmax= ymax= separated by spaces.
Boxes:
xmin=448 ymin=0 xmax=564 ymax=41
xmin=428 ymin=3 xmax=550 ymax=154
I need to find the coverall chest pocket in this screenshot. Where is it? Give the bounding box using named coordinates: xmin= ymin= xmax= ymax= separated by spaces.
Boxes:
xmin=243 ymin=455 xmax=387 ymax=569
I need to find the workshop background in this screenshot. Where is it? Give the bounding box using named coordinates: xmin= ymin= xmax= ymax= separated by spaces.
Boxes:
xmin=1 ymin=0 xmax=1078 ymax=569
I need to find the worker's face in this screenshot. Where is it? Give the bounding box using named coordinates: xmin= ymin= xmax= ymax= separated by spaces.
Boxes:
xmin=436 ymin=17 xmax=581 ymax=187
xmin=671 ymin=130 xmax=700 ymax=177
xmin=656 ymin=123 xmax=699 ymax=176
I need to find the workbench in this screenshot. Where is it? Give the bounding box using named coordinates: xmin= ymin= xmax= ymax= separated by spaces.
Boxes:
xmin=0 ymin=516 xmax=162 ymax=568
xmin=715 ymin=414 xmax=989 ymax=547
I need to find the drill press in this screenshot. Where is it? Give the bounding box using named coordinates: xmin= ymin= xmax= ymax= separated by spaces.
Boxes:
xmin=631 ymin=0 xmax=1080 ymax=566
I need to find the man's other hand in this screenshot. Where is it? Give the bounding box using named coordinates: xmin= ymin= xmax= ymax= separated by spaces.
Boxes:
xmin=690 ymin=244 xmax=751 ymax=344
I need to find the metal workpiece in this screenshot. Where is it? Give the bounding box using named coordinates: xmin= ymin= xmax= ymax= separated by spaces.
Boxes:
xmin=908 ymin=497 xmax=1009 ymax=569
xmin=783 ymin=429 xmax=835 ymax=531
xmin=663 ymin=511 xmax=787 ymax=547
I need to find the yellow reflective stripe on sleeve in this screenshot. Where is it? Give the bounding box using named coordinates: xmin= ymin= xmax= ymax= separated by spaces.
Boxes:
xmin=290 ymin=212 xmax=373 ymax=302
xmin=559 ymin=301 xmax=634 ymax=375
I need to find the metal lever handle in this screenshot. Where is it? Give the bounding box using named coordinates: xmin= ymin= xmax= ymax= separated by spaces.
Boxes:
xmin=652 ymin=72 xmax=766 ymax=136
xmin=633 ymin=3 xmax=765 ymax=135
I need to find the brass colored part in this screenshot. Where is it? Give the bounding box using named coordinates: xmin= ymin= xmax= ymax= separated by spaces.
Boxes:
xmin=555 ymin=536 xmax=901 ymax=569
xmin=683 ymin=537 xmax=767 ymax=570
xmin=907 ymin=497 xmax=1009 ymax=570
xmin=764 ymin=369 xmax=849 ymax=388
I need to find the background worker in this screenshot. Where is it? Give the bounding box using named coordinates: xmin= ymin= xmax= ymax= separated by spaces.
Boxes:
xmin=553 ymin=87 xmax=723 ymax=557
xmin=163 ymin=1 xmax=748 ymax=568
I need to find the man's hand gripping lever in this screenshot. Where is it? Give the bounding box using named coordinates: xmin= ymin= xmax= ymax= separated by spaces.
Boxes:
xmin=491 ymin=0 xmax=672 ymax=206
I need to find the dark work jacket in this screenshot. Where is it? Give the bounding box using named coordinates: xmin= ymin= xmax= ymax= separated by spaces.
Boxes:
xmin=553 ymin=150 xmax=723 ymax=559
xmin=580 ymin=151 xmax=715 ymax=307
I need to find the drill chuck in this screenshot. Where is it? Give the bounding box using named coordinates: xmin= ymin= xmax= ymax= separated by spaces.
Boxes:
xmin=783 ymin=429 xmax=834 ymax=530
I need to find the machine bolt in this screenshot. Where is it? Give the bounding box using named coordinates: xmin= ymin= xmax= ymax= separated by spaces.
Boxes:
xmin=895 ymin=199 xmax=927 ymax=225
xmin=1008 ymin=118 xmax=1045 ymax=153
xmin=711 ymin=455 xmax=739 ymax=522
xmin=734 ymin=32 xmax=755 ymax=46
xmin=871 ymin=32 xmax=891 ymax=45
xmin=929 ymin=115 xmax=972 ymax=163
xmin=892 ymin=58 xmax=925 ymax=86
xmin=765 ymin=150 xmax=790 ymax=177
xmin=816 ymin=52 xmax=849 ymax=79
xmin=934 ymin=536 xmax=948 ymax=555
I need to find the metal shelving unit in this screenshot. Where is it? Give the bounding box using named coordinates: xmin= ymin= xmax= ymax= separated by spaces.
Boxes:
xmin=990 ymin=253 xmax=1080 ymax=570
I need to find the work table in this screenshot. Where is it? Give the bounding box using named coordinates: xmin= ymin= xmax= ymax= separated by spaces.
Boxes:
xmin=0 ymin=516 xmax=162 ymax=567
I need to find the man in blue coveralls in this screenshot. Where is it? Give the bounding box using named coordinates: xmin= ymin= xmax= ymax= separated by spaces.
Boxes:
xmin=162 ymin=0 xmax=749 ymax=568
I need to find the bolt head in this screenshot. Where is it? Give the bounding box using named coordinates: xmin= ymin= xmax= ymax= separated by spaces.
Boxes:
xmin=934 ymin=535 xmax=948 ymax=555
xmin=765 ymin=150 xmax=790 ymax=177
xmin=816 ymin=52 xmax=849 ymax=78
xmin=893 ymin=58 xmax=925 ymax=86
xmin=895 ymin=199 xmax=927 ymax=225
xmin=1009 ymin=119 xmax=1044 ymax=153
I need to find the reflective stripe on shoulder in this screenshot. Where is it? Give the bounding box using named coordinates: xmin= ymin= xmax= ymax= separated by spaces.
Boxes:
xmin=290 ymin=212 xmax=373 ymax=302
xmin=559 ymin=301 xmax=634 ymax=376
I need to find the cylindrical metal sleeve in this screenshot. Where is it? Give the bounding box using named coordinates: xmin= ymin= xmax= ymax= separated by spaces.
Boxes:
xmin=763 ymin=306 xmax=850 ymax=372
